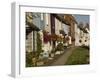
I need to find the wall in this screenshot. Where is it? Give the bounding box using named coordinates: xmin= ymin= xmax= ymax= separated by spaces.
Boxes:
xmin=0 ymin=0 xmax=100 ymax=80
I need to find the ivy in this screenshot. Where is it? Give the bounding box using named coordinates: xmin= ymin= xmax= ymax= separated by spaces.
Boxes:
xmin=36 ymin=32 xmax=42 ymax=57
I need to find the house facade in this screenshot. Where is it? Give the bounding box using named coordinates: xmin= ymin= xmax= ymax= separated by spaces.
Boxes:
xmin=26 ymin=12 xmax=42 ymax=53
xmin=25 ymin=12 xmax=81 ymax=58
xmin=75 ymin=23 xmax=90 ymax=46
xmin=75 ymin=23 xmax=81 ymax=46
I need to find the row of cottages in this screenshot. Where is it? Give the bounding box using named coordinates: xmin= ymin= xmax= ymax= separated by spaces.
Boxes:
xmin=41 ymin=14 xmax=77 ymax=57
xmin=25 ymin=12 xmax=77 ymax=57
xmin=75 ymin=23 xmax=90 ymax=46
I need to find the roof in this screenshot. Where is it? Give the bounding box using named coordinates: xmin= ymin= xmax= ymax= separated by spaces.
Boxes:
xmin=26 ymin=22 xmax=40 ymax=31
xmin=64 ymin=14 xmax=77 ymax=24
xmin=52 ymin=14 xmax=70 ymax=25
xmin=52 ymin=14 xmax=77 ymax=26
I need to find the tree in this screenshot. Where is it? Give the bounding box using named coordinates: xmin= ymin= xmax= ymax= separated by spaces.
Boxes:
xmin=78 ymin=22 xmax=84 ymax=30
xmin=85 ymin=23 xmax=89 ymax=30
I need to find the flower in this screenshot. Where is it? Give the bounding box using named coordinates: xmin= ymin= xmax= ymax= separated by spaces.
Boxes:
xmin=43 ymin=30 xmax=51 ymax=43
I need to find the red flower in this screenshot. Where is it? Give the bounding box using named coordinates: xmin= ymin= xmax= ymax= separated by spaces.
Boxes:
xmin=43 ymin=31 xmax=51 ymax=43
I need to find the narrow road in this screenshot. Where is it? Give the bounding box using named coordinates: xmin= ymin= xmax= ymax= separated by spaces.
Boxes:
xmin=50 ymin=47 xmax=75 ymax=66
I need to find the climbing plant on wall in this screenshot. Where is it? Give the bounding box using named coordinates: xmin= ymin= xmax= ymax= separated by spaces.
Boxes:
xmin=36 ymin=32 xmax=42 ymax=58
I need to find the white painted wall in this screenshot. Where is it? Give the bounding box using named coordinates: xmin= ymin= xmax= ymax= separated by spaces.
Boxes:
xmin=44 ymin=14 xmax=51 ymax=34
xmin=55 ymin=18 xmax=62 ymax=35
xmin=62 ymin=23 xmax=70 ymax=35
xmin=75 ymin=23 xmax=80 ymax=46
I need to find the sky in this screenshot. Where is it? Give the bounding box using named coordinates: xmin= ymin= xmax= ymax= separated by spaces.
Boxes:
xmin=73 ymin=14 xmax=90 ymax=25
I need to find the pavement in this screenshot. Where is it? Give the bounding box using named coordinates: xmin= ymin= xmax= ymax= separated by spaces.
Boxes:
xmin=49 ymin=47 xmax=75 ymax=66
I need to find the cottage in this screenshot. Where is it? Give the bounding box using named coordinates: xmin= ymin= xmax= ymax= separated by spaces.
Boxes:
xmin=75 ymin=23 xmax=90 ymax=46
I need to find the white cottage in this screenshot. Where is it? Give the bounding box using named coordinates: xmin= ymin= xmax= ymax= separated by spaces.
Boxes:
xmin=75 ymin=23 xmax=90 ymax=46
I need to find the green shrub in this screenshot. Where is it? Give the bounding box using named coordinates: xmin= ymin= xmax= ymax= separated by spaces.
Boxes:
xmin=26 ymin=52 xmax=34 ymax=67
xmin=26 ymin=32 xmax=43 ymax=67
xmin=56 ymin=43 xmax=64 ymax=51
